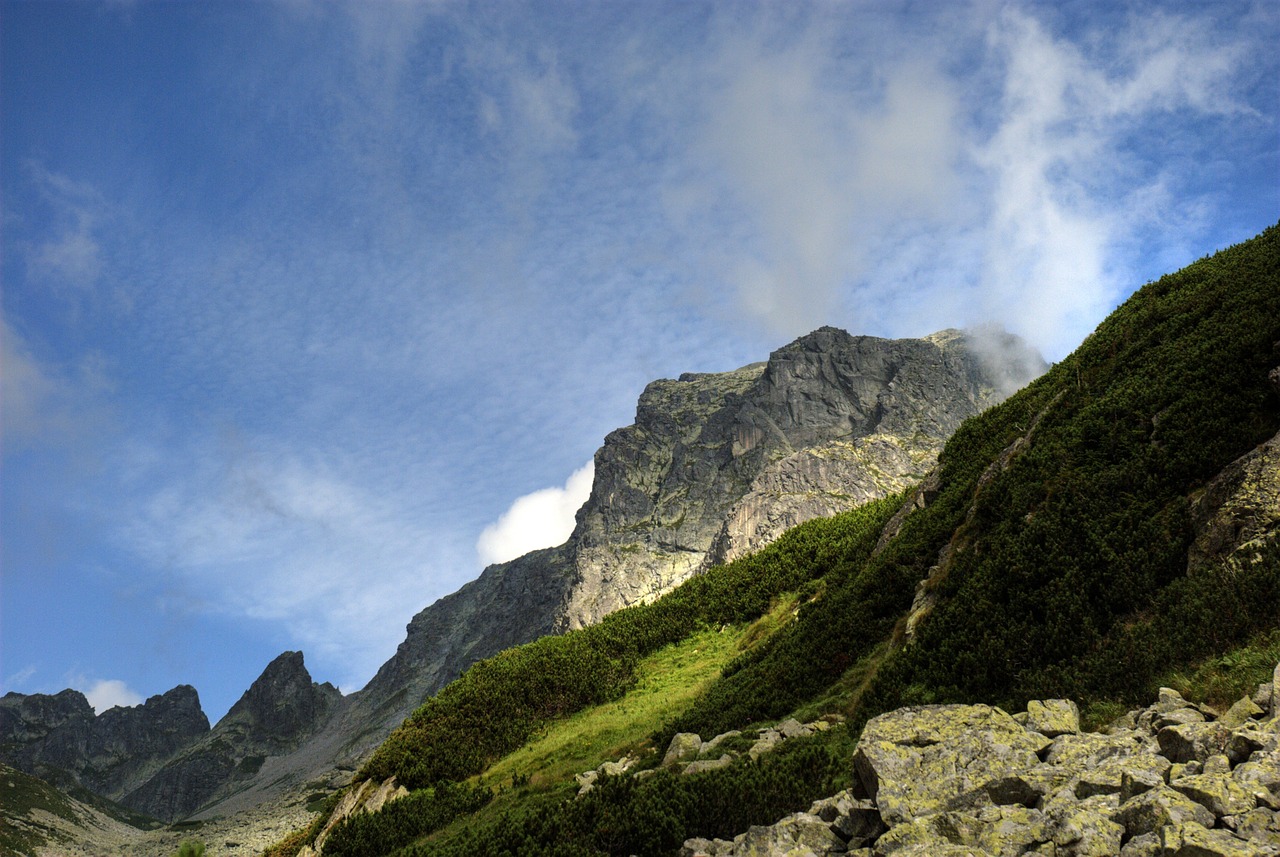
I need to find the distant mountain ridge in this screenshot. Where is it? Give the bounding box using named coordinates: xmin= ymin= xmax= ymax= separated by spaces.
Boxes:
xmin=0 ymin=325 xmax=1043 ymax=826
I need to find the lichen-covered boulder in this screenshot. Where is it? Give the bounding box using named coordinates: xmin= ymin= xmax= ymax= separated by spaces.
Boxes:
xmin=1025 ymin=699 xmax=1080 ymax=738
xmin=1226 ymin=806 xmax=1280 ymax=851
xmin=1158 ymin=722 xmax=1230 ymax=763
xmin=1158 ymin=820 xmax=1261 ymax=856
xmin=871 ymin=805 xmax=1048 ymax=857
xmin=1043 ymin=799 xmax=1124 ymax=856
xmin=663 ymin=732 xmax=704 ymax=768
xmin=853 ymin=705 xmax=1048 ymax=826
xmin=1220 ymin=696 xmax=1265 ymax=729
xmin=1172 ymin=772 xmax=1257 ymax=818
xmin=732 ymin=813 xmax=844 ymax=857
xmin=1074 ymin=750 xmax=1171 ymax=799
xmin=1113 ymin=784 xmax=1215 ymax=837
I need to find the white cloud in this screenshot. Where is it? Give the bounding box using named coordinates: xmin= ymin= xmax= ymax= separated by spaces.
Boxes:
xmin=476 ymin=461 xmax=593 ymax=567
xmin=83 ymin=679 xmax=143 ymax=714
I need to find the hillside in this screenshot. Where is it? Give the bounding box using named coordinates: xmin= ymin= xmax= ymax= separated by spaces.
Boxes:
xmin=1 ymin=327 xmax=1030 ymax=846
xmin=277 ymin=223 xmax=1279 ymax=856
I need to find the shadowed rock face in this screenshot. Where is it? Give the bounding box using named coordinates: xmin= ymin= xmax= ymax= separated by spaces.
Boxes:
xmin=122 ymin=652 xmax=340 ymax=821
xmin=0 ymin=686 xmax=209 ymax=801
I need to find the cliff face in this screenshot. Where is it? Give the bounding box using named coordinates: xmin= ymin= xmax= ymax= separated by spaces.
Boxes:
xmin=0 ymin=685 xmax=209 ymax=802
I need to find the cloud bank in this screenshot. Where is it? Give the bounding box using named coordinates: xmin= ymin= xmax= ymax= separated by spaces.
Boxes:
xmin=476 ymin=461 xmax=594 ymax=567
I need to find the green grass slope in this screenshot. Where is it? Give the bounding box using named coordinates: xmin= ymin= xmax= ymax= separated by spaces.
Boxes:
xmin=274 ymin=223 xmax=1279 ymax=857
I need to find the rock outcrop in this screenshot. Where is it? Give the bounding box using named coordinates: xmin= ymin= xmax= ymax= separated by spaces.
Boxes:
xmin=683 ymin=679 xmax=1280 ymax=856
xmin=0 ymin=685 xmax=209 ymax=802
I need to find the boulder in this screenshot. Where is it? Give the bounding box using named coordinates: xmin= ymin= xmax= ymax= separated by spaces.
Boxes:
xmin=872 ymin=805 xmax=1048 ymax=857
xmin=664 ymin=732 xmax=704 ymax=768
xmin=853 ymin=705 xmax=1048 ymax=826
xmin=1158 ymin=722 xmax=1230 ymax=764
xmin=1171 ymin=773 xmax=1257 ymax=818
xmin=1158 ymin=820 xmax=1260 ymax=856
xmin=1220 ymin=696 xmax=1265 ymax=730
xmin=1024 ymin=699 xmax=1080 ymax=739
xmin=684 ymin=755 xmax=734 ymax=776
xmin=731 ymin=813 xmax=844 ymax=857
xmin=1043 ymin=799 xmax=1124 ymax=856
xmin=1113 ymin=784 xmax=1215 ymax=837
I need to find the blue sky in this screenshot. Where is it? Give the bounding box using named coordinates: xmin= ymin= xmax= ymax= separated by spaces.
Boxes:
xmin=2 ymin=0 xmax=1276 ymax=724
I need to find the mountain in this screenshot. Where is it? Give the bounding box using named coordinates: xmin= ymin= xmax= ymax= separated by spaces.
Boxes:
xmin=120 ymin=652 xmax=342 ymax=822
xmin=0 ymin=685 xmax=208 ymax=803
xmin=343 ymin=326 xmax=1041 ymax=745
xmin=1 ymin=326 xmax=1037 ymax=836
xmin=279 ymin=224 xmax=1278 ymax=856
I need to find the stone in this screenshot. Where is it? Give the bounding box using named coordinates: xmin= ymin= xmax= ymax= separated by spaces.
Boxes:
xmin=853 ymin=705 xmax=1048 ymax=826
xmin=1119 ymin=767 xmax=1167 ymax=804
xmin=832 ymin=801 xmax=886 ymax=848
xmin=1233 ymin=750 xmax=1280 ymax=807
xmin=1044 ymin=731 xmax=1138 ymax=769
xmin=1228 ymin=806 xmax=1280 ymax=851
xmin=749 ymin=731 xmax=782 ymax=761
xmin=1220 ymin=696 xmax=1265 ymax=730
xmin=1158 ymin=820 xmax=1260 ymax=856
xmin=1158 ymin=722 xmax=1230 ymax=764
xmin=680 ymin=837 xmax=728 ymax=857
xmin=663 ymin=732 xmax=704 ymax=768
xmin=1118 ymin=831 xmax=1160 ymax=857
xmin=1203 ymin=754 xmax=1232 ymax=775
xmin=778 ymin=718 xmax=812 ymax=739
xmin=874 ymin=806 xmax=1048 ymax=857
xmin=1155 ymin=707 xmax=1208 ymax=729
xmin=1074 ymin=752 xmax=1171 ymax=799
xmin=732 ymin=813 xmax=844 ymax=857
xmin=701 ymin=730 xmax=742 ymax=756
xmin=1256 ymin=683 xmax=1275 ymax=714
xmin=1113 ymin=784 xmax=1215 ymax=837
xmin=684 ymin=755 xmax=733 ymax=776
xmin=1274 ymin=661 xmax=1280 ymax=722
xmin=1025 ymin=700 xmax=1080 ymax=739
xmin=1044 ymin=800 xmax=1124 ymax=857
xmin=1171 ymin=773 xmax=1257 ymax=817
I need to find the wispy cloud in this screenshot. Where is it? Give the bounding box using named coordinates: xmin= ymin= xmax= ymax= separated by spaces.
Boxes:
xmin=477 ymin=461 xmax=593 ymax=567
xmin=0 ymin=313 xmax=114 ymax=453
xmin=18 ymin=163 xmax=108 ymax=291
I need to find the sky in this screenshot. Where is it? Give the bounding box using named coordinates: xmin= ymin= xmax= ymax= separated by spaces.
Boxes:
xmin=2 ymin=0 xmax=1276 ymax=724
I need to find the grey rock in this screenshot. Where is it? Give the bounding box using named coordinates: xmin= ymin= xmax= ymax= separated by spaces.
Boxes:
xmin=852 ymin=704 xmax=1047 ymax=826
xmin=1158 ymin=722 xmax=1231 ymax=764
xmin=1171 ymin=773 xmax=1257 ymax=817
xmin=123 ymin=652 xmax=340 ymax=821
xmin=1158 ymin=820 xmax=1263 ymax=856
xmin=1112 ymin=784 xmax=1215 ymax=837
xmin=1025 ymin=699 xmax=1080 ymax=739
xmin=684 ymin=755 xmax=733 ymax=776
xmin=663 ymin=732 xmax=705 ymax=768
xmin=733 ymin=813 xmax=845 ymax=857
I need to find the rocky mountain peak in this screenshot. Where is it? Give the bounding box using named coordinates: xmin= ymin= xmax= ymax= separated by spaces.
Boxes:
xmin=221 ymin=651 xmax=340 ymax=746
